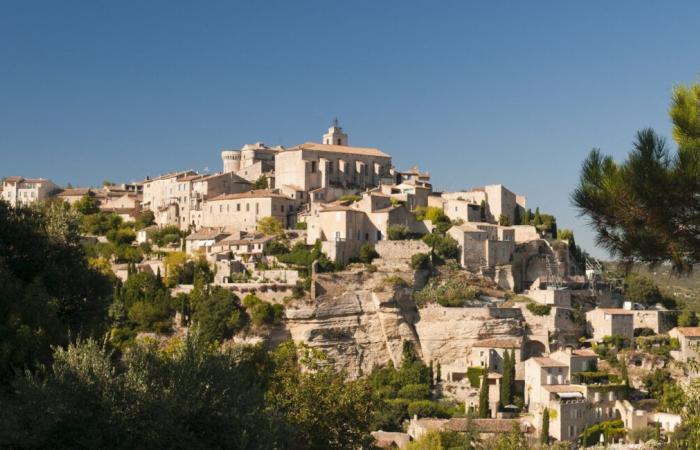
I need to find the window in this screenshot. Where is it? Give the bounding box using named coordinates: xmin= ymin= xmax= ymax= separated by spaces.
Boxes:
xmin=246 ymin=203 xmax=250 ymax=212
xmin=281 ymin=205 xmax=285 ymax=212
xmin=337 ymin=138 xmax=341 ymax=145
xmin=311 ymin=161 xmax=317 ymax=173
xmin=255 ymin=203 xmax=259 ymax=214
xmin=237 ymin=203 xmax=241 ymax=212
xmin=357 ymin=230 xmax=361 ymax=240
xmin=328 ymin=162 xmax=333 ymax=174
xmin=335 ymin=231 xmax=341 ymax=241
xmin=219 ymin=205 xmax=223 ymax=213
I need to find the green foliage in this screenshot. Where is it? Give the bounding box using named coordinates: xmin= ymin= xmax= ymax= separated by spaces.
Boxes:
xmin=679 ymin=308 xmax=699 ymax=326
xmin=573 ymin=78 xmax=700 ymax=274
xmin=242 ymin=294 xmax=284 ymax=327
xmin=339 ymin=194 xmax=362 ymax=204
xmin=407 ymin=400 xmax=451 ymax=418
xmin=257 ymin=216 xmax=284 ymax=236
xmin=466 ymin=366 xmax=485 ymax=388
xmin=500 ymin=350 xmax=515 ymax=408
xmin=478 ymin=369 xmax=489 ymax=418
xmin=642 ymin=368 xmax=673 ymax=400
xmin=526 ymin=302 xmax=552 ymax=316
xmin=74 ymin=194 xmax=100 ymax=215
xmin=106 ymin=227 xmax=136 ymax=245
xmin=192 ymin=287 xmax=245 ymax=342
xmin=359 ymin=244 xmax=379 ymax=263
xmin=150 ymin=225 xmax=182 ymax=247
xmin=498 ymin=214 xmax=511 ymax=226
xmin=415 ymin=276 xmax=481 ymax=307
xmin=295 ymin=221 xmax=307 ymax=230
xmin=411 ymin=252 xmax=432 ymax=271
xmin=133 ymin=210 xmax=155 ymax=230
xmin=541 ymin=407 xmax=550 ymax=444
xmin=118 ymin=272 xmax=173 ymax=333
xmin=384 ymin=275 xmax=409 ymax=288
xmin=581 ymin=420 xmax=625 ymax=446
xmin=252 ymin=175 xmax=268 ymax=189
xmin=624 ymin=273 xmax=663 ymax=306
xmin=397 ymin=383 xmax=431 ymax=400
xmin=0 ymin=201 xmax=112 ymax=382
xmin=422 ymin=232 xmax=460 ymax=261
xmin=80 ymin=211 xmax=123 ymax=235
xmin=570 ymin=371 xmax=620 ymax=385
xmin=387 ymin=224 xmax=411 ymax=240
xmin=264 ymin=240 xmax=290 ymax=256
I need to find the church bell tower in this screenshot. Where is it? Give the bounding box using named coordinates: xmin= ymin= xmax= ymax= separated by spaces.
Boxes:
xmin=322 ymin=118 xmax=348 ymax=146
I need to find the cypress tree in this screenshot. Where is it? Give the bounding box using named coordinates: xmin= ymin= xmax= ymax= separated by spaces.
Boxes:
xmin=478 ymin=370 xmax=489 ymax=418
xmin=508 ymin=350 xmax=516 ymax=402
xmin=620 ymin=360 xmax=630 ymax=397
xmin=541 ymin=407 xmax=550 ymax=444
xmin=500 ymin=351 xmax=511 ymax=408
xmin=429 ymin=360 xmax=434 ymax=387
xmin=533 ymin=207 xmax=542 ymax=226
xmin=436 ymin=361 xmax=442 ymax=382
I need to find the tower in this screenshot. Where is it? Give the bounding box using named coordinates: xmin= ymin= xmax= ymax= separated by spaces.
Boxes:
xmin=322 ymin=118 xmax=348 ymax=146
xmin=221 ymin=150 xmax=241 ymax=173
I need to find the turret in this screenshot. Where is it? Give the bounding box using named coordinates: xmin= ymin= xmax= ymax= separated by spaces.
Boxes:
xmin=221 ymin=150 xmax=241 ymax=173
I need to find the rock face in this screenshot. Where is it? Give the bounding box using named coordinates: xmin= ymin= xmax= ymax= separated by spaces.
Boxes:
xmin=285 ymin=268 xmax=529 ymax=377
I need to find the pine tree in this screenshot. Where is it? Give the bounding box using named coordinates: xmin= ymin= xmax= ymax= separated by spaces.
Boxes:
xmin=478 ymin=370 xmax=489 ymax=418
xmin=541 ymin=408 xmax=550 ymax=444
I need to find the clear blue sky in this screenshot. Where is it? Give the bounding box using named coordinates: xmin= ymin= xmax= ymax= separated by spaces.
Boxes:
xmin=1 ymin=1 xmax=699 ymax=258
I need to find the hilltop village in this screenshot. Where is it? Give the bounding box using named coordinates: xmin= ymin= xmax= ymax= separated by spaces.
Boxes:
xmin=2 ymin=122 xmax=696 ymax=448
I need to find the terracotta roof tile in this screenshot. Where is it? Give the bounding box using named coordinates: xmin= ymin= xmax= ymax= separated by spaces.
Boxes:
xmin=290 ymin=141 xmax=390 ymax=158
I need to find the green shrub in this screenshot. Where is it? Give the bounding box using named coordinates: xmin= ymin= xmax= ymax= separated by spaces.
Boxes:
xmin=407 ymin=400 xmax=450 ymax=418
xmin=397 ymin=383 xmax=431 ymax=400
xmin=384 ymin=276 xmax=409 ymax=288
xmin=243 ymin=294 xmax=284 ymax=327
xmin=526 ymin=302 xmax=552 ymax=316
xmin=581 ymin=420 xmax=625 ymax=447
xmin=359 ymin=244 xmax=379 ymax=264
xmin=295 ymin=222 xmax=307 ymax=230
xmin=339 ymin=194 xmax=361 ymax=204
xmin=415 ymin=278 xmax=481 ymax=307
xmin=410 ymin=253 xmax=431 ymax=271
xmin=387 ymin=225 xmax=411 ymax=240
xmin=422 ymin=232 xmax=460 ymax=261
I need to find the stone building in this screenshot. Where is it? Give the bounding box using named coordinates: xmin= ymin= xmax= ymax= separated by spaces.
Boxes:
xmin=669 ymin=327 xmax=700 ymax=363
xmin=466 ymin=337 xmax=524 ymax=373
xmin=1 ymin=176 xmax=59 ymax=206
xmin=221 ymin=142 xmax=282 ymax=183
xmin=200 ymin=189 xmax=299 ymax=232
xmin=142 ymin=170 xmax=251 ymax=229
xmin=437 ymin=184 xmax=526 ymax=225
xmin=275 ymin=122 xmax=392 ymax=194
xmin=585 ymin=308 xmax=634 ymax=344
xmin=447 ymin=223 xmax=515 ymax=271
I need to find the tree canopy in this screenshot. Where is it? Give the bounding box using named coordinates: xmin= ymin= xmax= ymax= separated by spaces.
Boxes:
xmin=572 ymin=79 xmax=700 ymax=273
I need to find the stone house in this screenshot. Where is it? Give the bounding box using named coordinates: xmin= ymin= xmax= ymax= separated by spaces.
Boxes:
xmin=550 ymin=348 xmax=598 ymax=373
xmin=185 ymin=229 xmax=230 ymax=254
xmin=200 ymin=190 xmax=300 ymax=232
xmin=447 ymin=223 xmax=515 ymax=271
xmin=208 ymin=233 xmax=274 ymax=262
xmin=142 ymin=170 xmax=251 ymax=229
xmin=437 ymin=184 xmax=525 ymax=226
xmin=304 ymin=191 xmax=427 ymax=264
xmin=524 ymin=357 xmax=570 ymax=406
xmin=395 ymin=166 xmax=431 ymax=188
xmin=376 ymin=181 xmax=431 ymax=212
xmin=467 ymin=337 xmax=524 ymax=374
xmin=1 ymin=176 xmax=59 ymax=206
xmin=408 ymin=417 xmax=527 ymax=442
xmin=585 ymin=308 xmax=634 ymax=344
xmin=669 ymin=327 xmax=700 ymax=363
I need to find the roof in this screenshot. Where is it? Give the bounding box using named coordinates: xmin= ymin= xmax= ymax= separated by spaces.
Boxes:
xmin=532 ymin=357 xmax=568 ymax=368
xmin=221 ymin=235 xmax=275 ymax=245
xmin=542 ymin=384 xmax=585 ymax=393
xmin=186 ymin=230 xmax=230 ymax=241
xmin=58 ymin=188 xmax=93 ymax=197
xmin=596 ymin=308 xmax=634 ymax=315
xmin=370 ymin=431 xmax=410 ymax=448
xmin=572 ymin=349 xmax=598 ymax=357
xmin=3 ymin=176 xmax=23 ymax=183
xmin=472 ymin=337 xmax=521 ymax=349
xmin=674 ymin=327 xmax=700 ymax=337
xmin=290 ymin=141 xmax=390 ymax=158
xmin=208 ymin=189 xmax=293 ymax=201
xmin=442 ymin=418 xmax=522 ymax=433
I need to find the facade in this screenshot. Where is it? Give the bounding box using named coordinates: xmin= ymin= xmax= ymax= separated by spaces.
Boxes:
xmin=438 ymin=184 xmax=526 ymax=226
xmin=585 ymin=308 xmax=634 ymax=344
xmin=185 ymin=230 xmax=230 ymax=254
xmin=669 ymin=327 xmax=700 ymax=363
xmin=142 ymin=171 xmax=251 ymax=229
xmin=550 ymin=348 xmax=598 ymax=373
xmin=275 ymin=124 xmax=392 ymax=193
xmin=1 ymin=177 xmax=59 ymax=206
xmin=466 ymin=337 xmax=523 ymax=373
xmin=201 ymin=190 xmax=299 ymax=232
xmin=221 ymin=142 xmax=281 ymax=183
xmin=448 ymin=223 xmax=515 ymax=270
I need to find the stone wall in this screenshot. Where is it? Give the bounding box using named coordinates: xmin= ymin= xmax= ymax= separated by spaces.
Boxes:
xmin=375 ymin=240 xmax=430 ymax=260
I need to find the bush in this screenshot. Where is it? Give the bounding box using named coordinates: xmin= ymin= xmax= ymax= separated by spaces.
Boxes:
xmin=581 ymin=420 xmax=625 ymax=447
xmin=415 ymin=277 xmax=481 ymax=307
xmin=387 ymin=225 xmax=411 ymax=240
xmin=257 ymin=216 xmax=284 ymax=236
xmin=410 ymin=253 xmax=432 ymax=271
xmin=295 ymin=222 xmax=307 ymax=230
xmin=339 ymin=194 xmax=361 ymax=204
xmin=407 ymin=400 xmax=451 ymax=418
xmin=265 ymin=240 xmax=290 ymax=256
xmin=397 ymin=383 xmax=431 ymax=400
xmin=359 ymin=244 xmax=379 ymax=264
xmin=526 ymin=303 xmax=552 ymax=316
xmin=243 ymin=294 xmax=285 ymax=327
xmin=422 ymin=232 xmax=460 ymax=261
xmin=384 ymin=276 xmax=409 ymax=288
xmin=192 ymin=287 xmax=245 ymax=342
